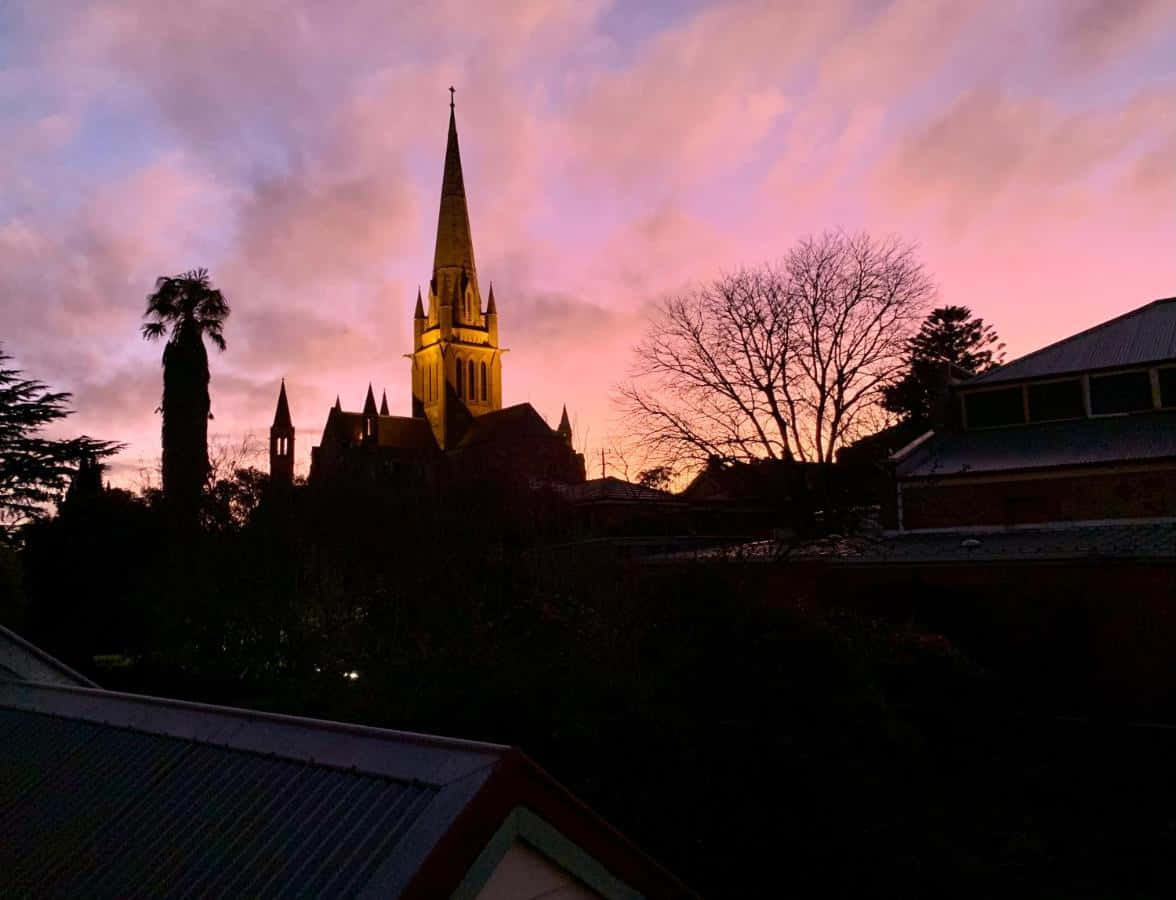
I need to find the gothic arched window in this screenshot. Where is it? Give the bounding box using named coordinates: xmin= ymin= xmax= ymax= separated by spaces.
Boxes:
xmin=455 ymin=357 xmax=463 ymax=397
xmin=468 ymin=361 xmax=476 ymax=399
xmin=481 ymin=362 xmax=487 ymax=401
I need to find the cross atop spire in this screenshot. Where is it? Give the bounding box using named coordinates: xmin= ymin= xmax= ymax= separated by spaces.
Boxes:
xmin=449 ymin=85 xmax=455 ymax=109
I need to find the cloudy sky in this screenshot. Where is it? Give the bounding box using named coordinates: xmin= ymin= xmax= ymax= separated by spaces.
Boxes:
xmin=3 ymin=0 xmax=1174 ymax=482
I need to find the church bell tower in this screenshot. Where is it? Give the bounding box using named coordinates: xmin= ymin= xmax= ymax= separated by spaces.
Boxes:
xmin=269 ymin=379 xmax=294 ymax=487
xmin=411 ymin=89 xmax=503 ymax=450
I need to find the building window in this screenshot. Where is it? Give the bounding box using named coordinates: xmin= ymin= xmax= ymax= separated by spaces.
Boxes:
xmin=1159 ymin=367 xmax=1176 ymax=408
xmin=963 ymin=387 xmax=1024 ymax=428
xmin=468 ymin=361 xmax=476 ymax=399
xmin=1090 ymin=370 xmax=1153 ymax=415
xmin=456 ymin=357 xmax=463 ymax=397
xmin=1027 ymin=379 xmax=1083 ymax=422
xmin=481 ymin=362 xmax=488 ymax=401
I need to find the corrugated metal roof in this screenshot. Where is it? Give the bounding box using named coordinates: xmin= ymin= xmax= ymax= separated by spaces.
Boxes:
xmin=0 ymin=673 xmax=696 ymax=899
xmin=966 ymin=297 xmax=1176 ymax=386
xmin=847 ymin=522 xmax=1176 ymax=563
xmin=0 ymin=708 xmax=436 ymax=899
xmin=0 ymin=681 xmax=504 ymax=899
xmin=895 ymin=411 xmax=1176 ymax=478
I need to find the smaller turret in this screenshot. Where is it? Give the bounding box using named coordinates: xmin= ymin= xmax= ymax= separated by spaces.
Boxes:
xmin=362 ymin=384 xmax=378 ymax=442
xmin=269 ymin=379 xmax=295 ymax=487
xmin=557 ymin=405 xmax=572 ymax=447
xmin=486 ymin=282 xmax=498 ymax=344
xmin=413 ymin=287 xmax=425 ymax=349
xmin=380 ymin=390 xmax=390 ymax=416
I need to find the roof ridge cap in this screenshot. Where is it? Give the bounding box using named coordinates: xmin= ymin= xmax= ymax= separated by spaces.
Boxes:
xmin=0 ymin=680 xmax=513 ymax=755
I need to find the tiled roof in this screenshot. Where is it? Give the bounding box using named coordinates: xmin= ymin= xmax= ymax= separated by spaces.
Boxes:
xmin=376 ymin=416 xmax=438 ymax=451
xmin=0 ymin=680 xmax=502 ymax=899
xmin=453 ymin=403 xmax=555 ymax=448
xmin=847 ymin=522 xmax=1176 ymax=563
xmin=966 ymin=297 xmax=1176 ymax=386
xmin=895 ymin=411 xmax=1176 ymax=478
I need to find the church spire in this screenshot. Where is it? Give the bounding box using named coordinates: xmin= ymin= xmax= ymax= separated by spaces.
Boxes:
xmin=433 ymin=88 xmax=477 ymax=282
xmin=557 ymin=405 xmax=572 ymax=446
xmin=269 ymin=380 xmax=295 ymax=488
xmin=379 ymin=390 xmax=390 ymax=416
xmin=272 ymin=379 xmax=293 ymax=429
xmin=414 ymin=286 xmax=425 ymax=319
xmin=363 ymin=384 xmax=378 ymax=416
xmin=486 ymin=281 xmax=496 ymax=314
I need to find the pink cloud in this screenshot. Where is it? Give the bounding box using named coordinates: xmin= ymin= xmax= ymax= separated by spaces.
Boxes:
xmin=5 ymin=0 xmax=1174 ymax=483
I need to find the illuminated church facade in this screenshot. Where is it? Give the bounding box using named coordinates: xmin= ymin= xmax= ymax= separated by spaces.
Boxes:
xmin=269 ymin=94 xmax=584 ymax=487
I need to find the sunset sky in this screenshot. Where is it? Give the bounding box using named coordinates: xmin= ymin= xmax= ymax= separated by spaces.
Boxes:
xmin=4 ymin=0 xmax=1174 ymax=483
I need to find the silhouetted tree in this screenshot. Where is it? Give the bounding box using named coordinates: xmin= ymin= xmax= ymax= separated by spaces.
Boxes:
xmin=141 ymin=269 xmax=230 ymax=525
xmin=618 ymin=232 xmax=933 ymax=466
xmin=636 ymin=466 xmax=672 ymax=491
xmin=0 ymin=347 xmax=120 ymax=537
xmin=882 ymin=305 xmax=1004 ymax=426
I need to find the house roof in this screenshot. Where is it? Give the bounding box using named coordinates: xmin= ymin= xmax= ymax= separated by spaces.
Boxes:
xmin=894 ymin=411 xmax=1176 ymax=479
xmin=558 ymin=477 xmax=681 ymax=506
xmin=848 ymin=522 xmax=1176 ymax=563
xmin=966 ymin=297 xmax=1176 ymax=386
xmin=0 ymin=678 xmax=692 ymax=898
xmin=680 ymin=458 xmax=797 ymax=503
xmin=0 ymin=624 xmax=97 ymax=687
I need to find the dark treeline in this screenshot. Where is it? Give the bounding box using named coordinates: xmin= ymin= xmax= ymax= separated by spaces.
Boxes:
xmin=6 ymin=465 xmax=1176 ymax=897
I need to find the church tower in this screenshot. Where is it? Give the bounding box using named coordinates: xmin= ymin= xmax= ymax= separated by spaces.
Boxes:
xmin=411 ymin=89 xmax=503 ymax=449
xmin=269 ymin=379 xmax=295 ymax=486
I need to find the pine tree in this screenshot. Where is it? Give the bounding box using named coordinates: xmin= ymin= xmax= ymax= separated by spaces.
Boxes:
xmin=0 ymin=347 xmax=121 ymax=535
xmin=883 ymin=306 xmax=1004 ymax=425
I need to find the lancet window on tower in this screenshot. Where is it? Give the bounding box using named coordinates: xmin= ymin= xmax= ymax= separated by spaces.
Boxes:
xmin=481 ymin=362 xmax=487 ymax=401
xmin=468 ymin=361 xmax=475 ymax=400
xmin=456 ymin=357 xmax=464 ymax=396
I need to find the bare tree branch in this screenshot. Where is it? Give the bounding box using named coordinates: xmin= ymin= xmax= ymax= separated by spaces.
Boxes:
xmin=615 ymin=232 xmax=932 ymax=471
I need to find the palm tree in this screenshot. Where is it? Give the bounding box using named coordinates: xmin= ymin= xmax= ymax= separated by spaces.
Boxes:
xmin=141 ymin=269 xmax=229 ymax=524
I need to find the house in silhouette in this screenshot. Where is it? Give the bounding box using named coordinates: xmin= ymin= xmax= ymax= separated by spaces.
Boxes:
xmin=0 ymin=624 xmax=693 ymax=898
xmin=886 ymin=297 xmax=1176 ymax=533
xmin=271 ymin=92 xmax=584 ymax=489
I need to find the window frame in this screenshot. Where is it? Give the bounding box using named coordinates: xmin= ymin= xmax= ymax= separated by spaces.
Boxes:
xmin=1156 ymin=365 xmax=1176 ymax=409
xmin=1025 ymin=376 xmax=1086 ymax=424
xmin=960 ymin=384 xmax=1027 ymax=430
xmin=1087 ymin=367 xmax=1157 ymax=418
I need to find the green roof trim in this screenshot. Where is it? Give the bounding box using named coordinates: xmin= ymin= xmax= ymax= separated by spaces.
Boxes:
xmin=452 ymin=806 xmax=644 ymax=900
